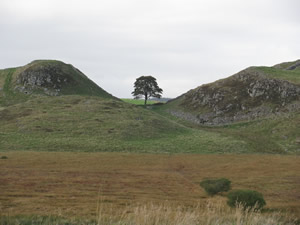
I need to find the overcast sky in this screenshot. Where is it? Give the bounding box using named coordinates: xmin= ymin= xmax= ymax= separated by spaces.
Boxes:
xmin=0 ymin=0 xmax=299 ymax=98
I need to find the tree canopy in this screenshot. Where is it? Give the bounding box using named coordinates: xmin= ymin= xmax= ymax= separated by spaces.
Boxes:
xmin=132 ymin=76 xmax=163 ymax=105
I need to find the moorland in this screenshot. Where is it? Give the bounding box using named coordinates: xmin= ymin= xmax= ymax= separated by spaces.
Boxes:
xmin=0 ymin=59 xmax=299 ymax=224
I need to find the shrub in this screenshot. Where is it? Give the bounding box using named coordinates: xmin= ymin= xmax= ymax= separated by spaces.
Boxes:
xmin=227 ymin=189 xmax=266 ymax=210
xmin=200 ymin=178 xmax=231 ymax=196
xmin=1 ymin=156 xmax=8 ymax=159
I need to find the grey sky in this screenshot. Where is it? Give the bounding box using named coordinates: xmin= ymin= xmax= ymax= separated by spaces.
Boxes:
xmin=0 ymin=0 xmax=299 ymax=98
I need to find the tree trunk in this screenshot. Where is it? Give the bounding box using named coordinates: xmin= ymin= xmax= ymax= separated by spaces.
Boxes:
xmin=144 ymin=93 xmax=148 ymax=105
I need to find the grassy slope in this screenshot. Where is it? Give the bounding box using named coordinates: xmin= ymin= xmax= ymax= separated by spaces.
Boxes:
xmin=0 ymin=61 xmax=247 ymax=154
xmin=0 ymin=95 xmax=248 ymax=154
xmin=121 ymin=98 xmax=158 ymax=105
xmin=25 ymin=60 xmax=115 ymax=98
xmin=1 ymin=61 xmax=299 ymax=224
xmin=255 ymin=66 xmax=300 ymax=85
xmin=152 ymin=103 xmax=300 ymax=154
xmin=165 ymin=65 xmax=300 ymax=116
xmin=0 ymin=60 xmax=115 ymax=106
xmin=205 ymin=113 xmax=300 ymax=154
xmin=152 ymin=63 xmax=300 ymax=154
xmin=0 ymin=60 xmax=299 ymax=154
xmin=0 ymin=68 xmax=31 ymax=106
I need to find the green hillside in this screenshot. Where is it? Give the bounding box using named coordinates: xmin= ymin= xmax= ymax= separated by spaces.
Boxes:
xmin=121 ymin=98 xmax=158 ymax=105
xmin=256 ymin=66 xmax=300 ymax=85
xmin=162 ymin=60 xmax=300 ymax=124
xmin=0 ymin=59 xmax=299 ymax=154
xmin=150 ymin=103 xmax=300 ymax=154
xmin=0 ymin=95 xmax=249 ymax=153
xmin=148 ymin=60 xmax=300 ymax=154
xmin=0 ymin=60 xmax=115 ymax=106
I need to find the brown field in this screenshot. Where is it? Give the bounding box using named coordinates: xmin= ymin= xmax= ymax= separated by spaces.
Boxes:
xmin=0 ymin=152 xmax=299 ymax=219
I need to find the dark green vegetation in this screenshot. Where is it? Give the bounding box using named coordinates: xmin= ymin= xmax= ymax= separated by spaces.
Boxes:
xmin=200 ymin=178 xmax=231 ymax=196
xmin=227 ymin=190 xmax=266 ymax=210
xmin=132 ymin=75 xmax=163 ymax=105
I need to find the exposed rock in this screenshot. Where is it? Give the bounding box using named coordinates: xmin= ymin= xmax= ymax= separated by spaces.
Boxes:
xmin=15 ymin=63 xmax=74 ymax=96
xmin=168 ymin=66 xmax=300 ymax=125
xmin=273 ymin=59 xmax=300 ymax=70
xmin=1 ymin=60 xmax=117 ymax=100
xmin=286 ymin=61 xmax=300 ymax=70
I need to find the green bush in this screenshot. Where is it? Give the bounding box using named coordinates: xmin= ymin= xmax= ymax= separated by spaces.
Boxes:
xmin=227 ymin=189 xmax=266 ymax=210
xmin=1 ymin=156 xmax=8 ymax=159
xmin=200 ymin=178 xmax=231 ymax=196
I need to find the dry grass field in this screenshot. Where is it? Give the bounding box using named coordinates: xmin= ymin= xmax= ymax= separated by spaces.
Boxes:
xmin=0 ymin=152 xmax=299 ymax=220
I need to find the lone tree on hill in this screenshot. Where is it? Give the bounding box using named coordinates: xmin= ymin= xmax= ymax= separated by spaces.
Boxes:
xmin=132 ymin=76 xmax=163 ymax=105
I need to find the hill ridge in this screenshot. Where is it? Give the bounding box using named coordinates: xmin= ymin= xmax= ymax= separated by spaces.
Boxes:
xmin=165 ymin=60 xmax=300 ymax=125
xmin=0 ymin=60 xmax=116 ymax=104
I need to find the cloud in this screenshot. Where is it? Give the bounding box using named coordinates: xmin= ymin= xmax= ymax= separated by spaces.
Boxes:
xmin=0 ymin=0 xmax=299 ymax=98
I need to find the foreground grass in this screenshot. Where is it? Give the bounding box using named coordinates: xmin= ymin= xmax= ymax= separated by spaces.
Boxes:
xmin=1 ymin=200 xmax=298 ymax=225
xmin=0 ymin=152 xmax=299 ymax=218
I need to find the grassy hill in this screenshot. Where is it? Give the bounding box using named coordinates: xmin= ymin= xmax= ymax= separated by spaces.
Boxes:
xmin=1 ymin=60 xmax=300 ymax=223
xmin=152 ymin=60 xmax=300 ymax=154
xmin=0 ymin=60 xmax=115 ymax=106
xmin=255 ymin=59 xmax=300 ymax=85
xmin=0 ymin=95 xmax=249 ymax=153
xmin=121 ymin=98 xmax=158 ymax=105
xmin=162 ymin=59 xmax=300 ymax=124
xmin=0 ymin=59 xmax=253 ymax=154
xmin=0 ymin=59 xmax=299 ymax=154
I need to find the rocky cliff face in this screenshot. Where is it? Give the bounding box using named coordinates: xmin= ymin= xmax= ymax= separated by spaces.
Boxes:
xmin=15 ymin=62 xmax=74 ymax=96
xmin=167 ymin=60 xmax=300 ymax=125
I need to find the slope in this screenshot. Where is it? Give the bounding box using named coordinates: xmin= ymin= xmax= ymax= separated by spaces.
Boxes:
xmin=151 ymin=60 xmax=300 ymax=154
xmin=164 ymin=59 xmax=300 ymax=125
xmin=0 ymin=95 xmax=249 ymax=153
xmin=0 ymin=60 xmax=115 ymax=106
xmin=1 ymin=59 xmax=299 ymax=154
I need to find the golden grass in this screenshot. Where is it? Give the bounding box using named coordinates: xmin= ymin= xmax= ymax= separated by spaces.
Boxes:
xmin=1 ymin=199 xmax=297 ymax=224
xmin=0 ymin=152 xmax=299 ymax=220
xmin=95 ymin=199 xmax=297 ymax=225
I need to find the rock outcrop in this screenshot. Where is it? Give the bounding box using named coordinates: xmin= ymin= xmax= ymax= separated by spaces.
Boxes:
xmin=167 ymin=61 xmax=300 ymax=125
xmin=5 ymin=60 xmax=116 ymax=99
xmin=15 ymin=62 xmax=73 ymax=96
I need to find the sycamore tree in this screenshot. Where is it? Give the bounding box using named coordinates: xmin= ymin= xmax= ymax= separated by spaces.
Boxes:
xmin=132 ymin=76 xmax=163 ymax=105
